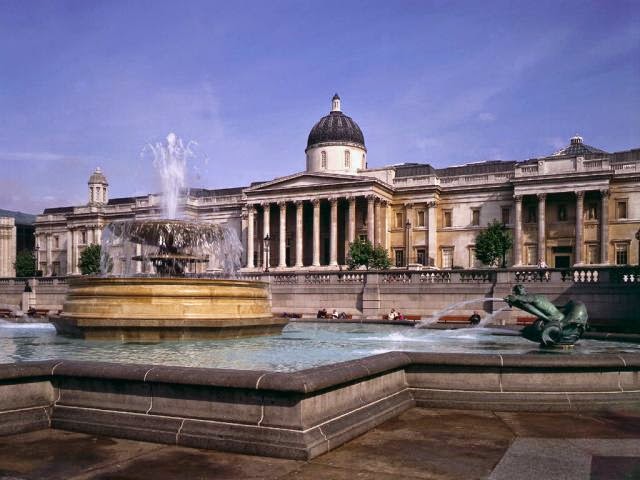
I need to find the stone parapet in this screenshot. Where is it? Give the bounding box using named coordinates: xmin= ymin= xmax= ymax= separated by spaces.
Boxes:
xmin=1 ymin=352 xmax=639 ymax=459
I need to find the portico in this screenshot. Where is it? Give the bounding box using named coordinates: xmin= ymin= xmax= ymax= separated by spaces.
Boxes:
xmin=512 ymin=181 xmax=611 ymax=267
xmin=243 ymin=172 xmax=393 ymax=269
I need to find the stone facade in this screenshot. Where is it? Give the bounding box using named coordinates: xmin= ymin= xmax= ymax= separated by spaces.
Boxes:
xmin=29 ymin=98 xmax=640 ymax=276
xmin=0 ymin=218 xmax=16 ymax=278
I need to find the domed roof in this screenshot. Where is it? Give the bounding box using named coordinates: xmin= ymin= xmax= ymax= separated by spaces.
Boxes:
xmin=88 ymin=167 xmax=108 ymax=185
xmin=306 ymin=94 xmax=365 ymax=151
xmin=552 ymin=135 xmax=608 ymax=157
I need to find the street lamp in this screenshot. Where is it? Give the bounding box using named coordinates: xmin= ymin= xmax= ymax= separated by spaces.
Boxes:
xmin=635 ymin=229 xmax=640 ymax=266
xmin=263 ymin=234 xmax=271 ymax=272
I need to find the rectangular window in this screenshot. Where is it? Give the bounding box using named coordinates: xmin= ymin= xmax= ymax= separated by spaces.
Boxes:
xmin=359 ymin=234 xmax=367 ymax=241
xmin=52 ymin=262 xmax=60 ymax=276
xmin=394 ymin=249 xmax=404 ymax=267
xmin=441 ymin=247 xmax=454 ymax=269
xmin=587 ymin=244 xmax=599 ymax=264
xmin=617 ymin=201 xmax=628 ymax=219
xmin=416 ymin=210 xmax=425 ymax=227
xmin=443 ymin=210 xmax=452 ymax=228
xmin=471 ymin=209 xmax=480 ymax=226
xmin=557 ymin=204 xmax=567 ymax=222
xmin=416 ymin=249 xmax=426 ymax=265
xmin=501 ymin=207 xmax=511 ymax=225
xmin=395 ymin=211 xmax=403 ymax=228
xmin=469 ymin=247 xmax=481 ymax=268
xmin=615 ymin=243 xmax=628 ymax=265
xmin=525 ymin=206 xmax=537 ymax=223
xmin=54 ymin=236 xmax=59 ymax=249
xmin=81 ymin=231 xmax=86 ymax=244
xmin=586 ymin=203 xmax=598 ymax=220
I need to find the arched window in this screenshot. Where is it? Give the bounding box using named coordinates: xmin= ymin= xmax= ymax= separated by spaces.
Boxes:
xmin=344 ymin=150 xmax=350 ymax=168
xmin=321 ymin=151 xmax=327 ymax=169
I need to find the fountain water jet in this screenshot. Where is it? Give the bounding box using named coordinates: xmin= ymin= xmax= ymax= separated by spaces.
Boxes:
xmin=416 ymin=297 xmax=506 ymax=328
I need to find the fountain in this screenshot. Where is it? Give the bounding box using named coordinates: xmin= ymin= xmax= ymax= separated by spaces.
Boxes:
xmin=51 ymin=133 xmax=288 ymax=340
xmin=505 ymin=284 xmax=588 ymax=347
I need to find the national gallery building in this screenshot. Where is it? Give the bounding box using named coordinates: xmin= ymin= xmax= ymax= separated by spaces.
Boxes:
xmin=33 ymin=95 xmax=639 ymax=276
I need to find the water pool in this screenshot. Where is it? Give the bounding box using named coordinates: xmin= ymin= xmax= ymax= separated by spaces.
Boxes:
xmin=1 ymin=320 xmax=638 ymax=372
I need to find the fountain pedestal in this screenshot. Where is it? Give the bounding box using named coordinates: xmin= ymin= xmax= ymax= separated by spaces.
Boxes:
xmin=53 ymin=277 xmax=287 ymax=341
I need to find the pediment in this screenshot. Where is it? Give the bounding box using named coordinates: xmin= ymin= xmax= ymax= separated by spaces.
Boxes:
xmin=245 ymin=171 xmax=369 ymax=193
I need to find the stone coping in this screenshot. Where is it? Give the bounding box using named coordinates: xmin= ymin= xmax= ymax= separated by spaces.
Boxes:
xmin=2 ymin=351 xmax=639 ymax=392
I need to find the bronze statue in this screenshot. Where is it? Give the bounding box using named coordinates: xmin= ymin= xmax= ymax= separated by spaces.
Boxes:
xmin=505 ymin=284 xmax=588 ymax=347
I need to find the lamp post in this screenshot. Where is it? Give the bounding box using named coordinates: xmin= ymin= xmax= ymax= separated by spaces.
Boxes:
xmin=263 ymin=234 xmax=271 ymax=272
xmin=635 ymin=229 xmax=640 ymax=266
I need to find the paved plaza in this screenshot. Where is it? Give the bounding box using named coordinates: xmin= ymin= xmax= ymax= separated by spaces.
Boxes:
xmin=1 ymin=407 xmax=639 ymax=480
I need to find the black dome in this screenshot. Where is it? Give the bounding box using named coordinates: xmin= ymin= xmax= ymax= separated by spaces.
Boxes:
xmin=306 ymin=111 xmax=365 ymax=150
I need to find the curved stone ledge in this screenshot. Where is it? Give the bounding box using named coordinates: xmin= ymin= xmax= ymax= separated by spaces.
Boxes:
xmin=1 ymin=351 xmax=639 ymax=459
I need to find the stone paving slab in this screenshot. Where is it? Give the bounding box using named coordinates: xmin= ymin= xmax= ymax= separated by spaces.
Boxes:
xmin=0 ymin=408 xmax=639 ymax=479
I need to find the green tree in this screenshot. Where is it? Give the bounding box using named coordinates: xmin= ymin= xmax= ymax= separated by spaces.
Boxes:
xmin=14 ymin=250 xmax=36 ymax=277
xmin=370 ymin=244 xmax=392 ymax=270
xmin=474 ymin=220 xmax=513 ymax=268
xmin=79 ymin=244 xmax=102 ymax=275
xmin=347 ymin=239 xmax=391 ymax=270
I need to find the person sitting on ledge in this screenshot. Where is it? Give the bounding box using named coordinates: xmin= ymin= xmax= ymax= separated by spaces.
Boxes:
xmin=469 ymin=311 xmax=481 ymax=325
xmin=317 ymin=308 xmax=327 ymax=319
xmin=332 ymin=309 xmax=339 ymax=319
xmin=389 ymin=309 xmax=399 ymax=320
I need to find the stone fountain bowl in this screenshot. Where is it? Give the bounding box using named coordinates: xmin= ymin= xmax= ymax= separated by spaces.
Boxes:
xmin=53 ymin=277 xmax=287 ymax=341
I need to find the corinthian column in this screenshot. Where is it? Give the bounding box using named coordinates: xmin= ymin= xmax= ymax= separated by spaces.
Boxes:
xmin=367 ymin=195 xmax=375 ymax=243
xmin=329 ymin=197 xmax=338 ymax=266
xmin=575 ymin=191 xmax=584 ymax=265
xmin=247 ymin=206 xmax=255 ymax=268
xmin=514 ymin=196 xmax=522 ymax=266
xmin=600 ymin=189 xmax=609 ymax=264
xmin=263 ymin=203 xmax=271 ymax=269
xmin=66 ymin=230 xmax=73 ymax=275
xmin=405 ymin=203 xmax=413 ymax=265
xmin=295 ymin=201 xmax=303 ymax=268
xmin=347 ymin=196 xmax=356 ymax=244
xmin=278 ymin=201 xmax=287 ymax=268
xmin=537 ymin=193 xmax=546 ymax=264
xmin=312 ymin=199 xmax=321 ymax=267
xmin=427 ymin=201 xmax=437 ymax=267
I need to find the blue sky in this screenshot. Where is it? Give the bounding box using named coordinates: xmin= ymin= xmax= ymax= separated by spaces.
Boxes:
xmin=0 ymin=0 xmax=638 ymax=213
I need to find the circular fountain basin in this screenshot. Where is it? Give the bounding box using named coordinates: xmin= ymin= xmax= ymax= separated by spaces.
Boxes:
xmin=53 ymin=277 xmax=287 ymax=341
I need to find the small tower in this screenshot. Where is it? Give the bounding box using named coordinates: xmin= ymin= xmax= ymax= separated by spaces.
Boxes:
xmin=88 ymin=167 xmax=108 ymax=205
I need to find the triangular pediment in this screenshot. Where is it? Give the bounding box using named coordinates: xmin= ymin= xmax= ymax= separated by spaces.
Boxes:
xmin=245 ymin=171 xmax=370 ymax=193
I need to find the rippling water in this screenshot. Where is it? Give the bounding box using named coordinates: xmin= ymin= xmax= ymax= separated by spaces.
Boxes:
xmin=1 ymin=321 xmax=638 ymax=372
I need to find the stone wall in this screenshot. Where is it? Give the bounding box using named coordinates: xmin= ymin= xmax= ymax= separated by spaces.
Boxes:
xmin=1 ymin=353 xmax=639 ymax=459
xmin=0 ymin=267 xmax=639 ymax=330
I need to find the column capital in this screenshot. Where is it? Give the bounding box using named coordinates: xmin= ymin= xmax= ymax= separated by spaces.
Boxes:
xmin=328 ymin=196 xmax=338 ymax=204
xmin=427 ymin=201 xmax=437 ymax=208
xmin=311 ymin=198 xmax=321 ymax=206
xmin=575 ymin=191 xmax=585 ymax=199
xmin=537 ymin=193 xmax=547 ymax=201
xmin=261 ymin=201 xmax=271 ymax=208
xmin=600 ymin=189 xmax=610 ymax=198
xmin=404 ymin=202 xmax=413 ymax=209
xmin=241 ymin=212 xmax=248 ymax=220
xmin=294 ymin=199 xmax=304 ymax=207
xmin=247 ymin=204 xmax=256 ymax=214
xmin=513 ymin=195 xmax=522 ymax=203
xmin=277 ymin=201 xmax=287 ymax=209
xmin=366 ymin=194 xmax=376 ymax=203
xmin=379 ymin=199 xmax=389 ymax=207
